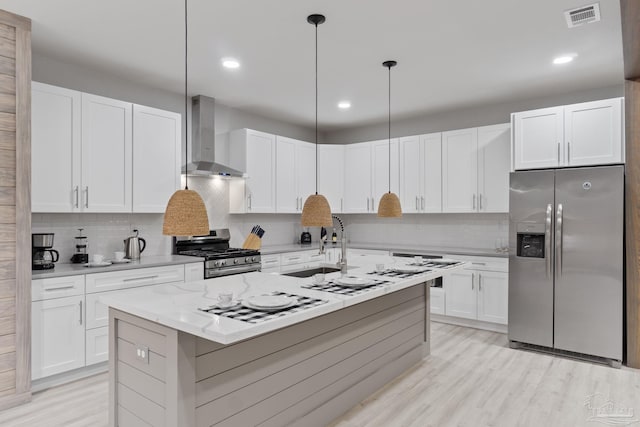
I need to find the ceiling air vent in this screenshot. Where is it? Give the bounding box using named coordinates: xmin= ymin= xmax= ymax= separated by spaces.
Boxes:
xmin=564 ymin=3 xmax=601 ymax=28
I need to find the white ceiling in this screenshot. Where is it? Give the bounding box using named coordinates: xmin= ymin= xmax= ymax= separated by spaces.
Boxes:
xmin=0 ymin=0 xmax=624 ymax=131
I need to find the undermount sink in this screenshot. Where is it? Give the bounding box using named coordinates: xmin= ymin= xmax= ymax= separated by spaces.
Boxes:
xmin=281 ymin=266 xmax=342 ymax=278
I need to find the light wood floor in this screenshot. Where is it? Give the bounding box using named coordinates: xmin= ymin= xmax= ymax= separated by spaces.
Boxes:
xmin=1 ymin=322 xmax=639 ymax=427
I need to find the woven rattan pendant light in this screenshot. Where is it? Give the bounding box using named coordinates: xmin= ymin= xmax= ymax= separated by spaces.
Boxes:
xmin=301 ymin=14 xmax=333 ymax=227
xmin=163 ymin=0 xmax=210 ymax=236
xmin=377 ymin=60 xmax=402 ymax=218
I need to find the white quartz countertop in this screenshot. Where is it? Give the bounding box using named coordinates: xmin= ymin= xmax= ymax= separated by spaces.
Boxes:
xmin=31 ymin=255 xmax=204 ymax=279
xmin=100 ymin=254 xmax=463 ymax=345
xmin=260 ymin=242 xmax=508 ymax=258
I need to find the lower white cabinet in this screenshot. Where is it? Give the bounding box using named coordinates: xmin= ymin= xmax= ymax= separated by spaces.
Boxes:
xmin=261 ymin=254 xmax=281 ymax=273
xmin=86 ymin=326 xmax=109 ymax=365
xmin=185 ymin=262 xmax=204 ymax=282
xmin=32 ymin=295 xmax=86 ymax=380
xmin=430 ymin=287 xmax=445 ymax=315
xmin=442 ymin=255 xmax=508 ymax=325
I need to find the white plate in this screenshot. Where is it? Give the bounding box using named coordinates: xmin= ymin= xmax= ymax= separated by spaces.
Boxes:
xmin=334 ymin=277 xmax=375 ymax=288
xmin=84 ymin=261 xmax=112 ymax=267
xmin=110 ymin=259 xmax=131 ymax=264
xmin=392 ymin=265 xmax=430 ymax=273
xmin=245 ymin=295 xmax=298 ymax=308
xmin=242 ymin=300 xmax=297 ymax=312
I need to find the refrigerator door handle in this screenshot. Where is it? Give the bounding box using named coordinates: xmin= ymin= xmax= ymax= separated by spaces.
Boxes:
xmin=556 ymin=203 xmax=563 ymax=277
xmin=545 ymin=203 xmax=552 ymax=278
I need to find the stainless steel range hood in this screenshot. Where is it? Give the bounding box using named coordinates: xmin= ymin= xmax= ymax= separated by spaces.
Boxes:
xmin=185 ymin=95 xmax=245 ymax=177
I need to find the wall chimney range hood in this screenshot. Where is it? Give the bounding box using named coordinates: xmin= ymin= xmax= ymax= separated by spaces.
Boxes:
xmin=185 ymin=95 xmax=245 ymax=177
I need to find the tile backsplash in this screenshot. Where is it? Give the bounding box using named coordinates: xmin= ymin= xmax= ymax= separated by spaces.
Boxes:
xmin=32 ymin=174 xmax=508 ymax=262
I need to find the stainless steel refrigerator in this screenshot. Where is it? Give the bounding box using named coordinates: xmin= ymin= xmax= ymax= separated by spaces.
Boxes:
xmin=508 ymin=165 xmax=623 ymax=365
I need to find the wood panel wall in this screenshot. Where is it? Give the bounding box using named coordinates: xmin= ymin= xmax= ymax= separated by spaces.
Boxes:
xmin=0 ymin=9 xmax=30 ymax=410
xmin=621 ymin=0 xmax=640 ymax=368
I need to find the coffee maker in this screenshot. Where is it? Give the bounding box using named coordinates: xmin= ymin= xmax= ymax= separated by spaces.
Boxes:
xmin=70 ymin=228 xmax=89 ymax=264
xmin=32 ymin=233 xmax=59 ymax=270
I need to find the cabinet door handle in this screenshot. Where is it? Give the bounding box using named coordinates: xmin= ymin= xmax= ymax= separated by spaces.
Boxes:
xmin=471 ymin=262 xmax=486 ymax=266
xmin=479 ymin=194 xmax=483 ymax=210
xmin=557 ymin=142 xmax=561 ymax=165
xmin=79 ymin=300 xmax=83 ymax=325
xmin=247 ymin=194 xmax=252 ymax=211
xmin=421 ymin=196 xmax=425 ymax=211
xmin=479 ymin=273 xmax=482 ymax=291
xmin=471 ymin=273 xmax=475 ymax=290
xmin=473 ymin=194 xmax=476 ymax=210
xmin=123 ymin=275 xmax=158 ymax=282
xmin=567 ymin=142 xmax=571 ymax=165
xmin=415 ymin=196 xmax=419 ymax=210
xmin=84 ymin=187 xmax=89 ymax=208
xmin=367 ymin=198 xmax=370 ymax=211
xmin=340 ymin=198 xmax=343 ymax=212
xmin=74 ymin=186 xmax=79 ymax=208
xmin=44 ymin=283 xmax=75 ymax=291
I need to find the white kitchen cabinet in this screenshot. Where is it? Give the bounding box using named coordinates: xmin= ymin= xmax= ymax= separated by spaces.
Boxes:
xmin=442 ymin=128 xmax=478 ymax=212
xmin=31 ymin=82 xmax=82 ymax=213
xmin=399 ymin=133 xmax=442 ymax=213
xmin=512 ymin=98 xmax=623 ymax=170
xmin=185 ymin=262 xmax=204 ymax=282
xmin=260 ymin=254 xmax=281 ymax=273
xmin=344 ymin=142 xmax=373 ymax=213
xmin=512 ymin=106 xmax=564 ymax=170
xmin=32 ymin=295 xmax=85 ymax=380
xmin=86 ymin=326 xmax=109 ymax=366
xmin=81 ymin=93 xmax=132 ymax=212
xmin=85 ymin=264 xmax=185 ymax=293
xmin=430 ymin=287 xmax=445 ymax=315
xmin=442 ymin=255 xmax=508 ymax=326
xmin=318 ymin=144 xmax=345 ymax=213
xmin=443 ymin=270 xmax=477 ymax=320
xmin=276 ymin=136 xmax=315 ymax=213
xmin=344 ymin=140 xmax=398 ymax=214
xmin=477 ymin=124 xmax=510 ymax=213
xmin=229 ymin=129 xmax=277 ymax=213
xmin=371 ymin=139 xmax=399 ymax=211
xmin=132 ymin=104 xmax=181 ymax=213
xmin=476 ymin=270 xmax=509 ymax=324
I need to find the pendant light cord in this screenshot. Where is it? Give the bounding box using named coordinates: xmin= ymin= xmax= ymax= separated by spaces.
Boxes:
xmin=184 ymin=0 xmax=189 ymax=190
xmin=314 ymin=20 xmax=319 ymax=195
xmin=388 ymin=64 xmax=391 ymax=194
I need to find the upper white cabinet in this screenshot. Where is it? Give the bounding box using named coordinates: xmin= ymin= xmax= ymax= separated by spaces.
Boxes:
xmin=344 ymin=142 xmax=373 ymax=213
xmin=318 ymin=144 xmax=344 ymax=213
xmin=32 ymin=82 xmax=181 ymax=213
xmin=512 ymin=98 xmax=623 ymax=170
xmin=344 ymin=140 xmax=398 ymax=214
xmin=229 ymin=129 xmax=277 ymax=213
xmin=31 ymin=82 xmax=81 ymax=212
xmin=132 ymin=105 xmax=181 ymax=213
xmin=442 ymin=128 xmax=478 ymax=212
xmin=477 ymin=124 xmax=510 ymax=213
xmin=275 ymin=136 xmax=315 ymax=213
xmin=399 ymin=133 xmax=442 ymax=213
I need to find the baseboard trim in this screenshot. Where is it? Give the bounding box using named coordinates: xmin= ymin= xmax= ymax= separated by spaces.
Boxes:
xmin=31 ymin=363 xmax=108 ymax=393
xmin=432 ymin=314 xmax=508 ymax=334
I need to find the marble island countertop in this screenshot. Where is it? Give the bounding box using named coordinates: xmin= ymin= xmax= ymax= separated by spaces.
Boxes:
xmin=100 ymin=254 xmax=463 ymax=345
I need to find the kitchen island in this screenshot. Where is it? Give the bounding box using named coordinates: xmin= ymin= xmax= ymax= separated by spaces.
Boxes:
xmin=101 ymin=255 xmax=463 ymax=426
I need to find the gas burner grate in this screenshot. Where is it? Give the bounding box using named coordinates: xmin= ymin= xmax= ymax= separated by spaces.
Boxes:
xmin=368 ymin=269 xmax=431 ymax=279
xmin=302 ymin=279 xmax=390 ymax=296
xmin=406 ymin=260 xmax=463 ymax=268
xmin=198 ymin=292 xmax=327 ymax=324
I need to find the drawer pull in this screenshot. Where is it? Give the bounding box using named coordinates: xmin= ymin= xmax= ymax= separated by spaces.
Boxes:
xmin=123 ymin=275 xmax=158 ymax=282
xmin=44 ymin=284 xmax=76 ymax=291
xmin=471 ymin=262 xmax=486 ymax=265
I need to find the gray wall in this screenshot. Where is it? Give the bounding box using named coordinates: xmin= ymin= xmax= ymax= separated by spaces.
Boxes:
xmin=32 ymin=53 xmax=318 ymax=143
xmin=324 ymin=84 xmax=624 ymax=144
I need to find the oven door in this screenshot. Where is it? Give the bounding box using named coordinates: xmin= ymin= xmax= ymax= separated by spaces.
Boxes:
xmin=205 ymin=264 xmax=261 ymax=279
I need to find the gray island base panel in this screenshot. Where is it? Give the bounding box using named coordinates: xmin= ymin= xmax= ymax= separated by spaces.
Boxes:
xmin=108 ymin=283 xmax=430 ymax=427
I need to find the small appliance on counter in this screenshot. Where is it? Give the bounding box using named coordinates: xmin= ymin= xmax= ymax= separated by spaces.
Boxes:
xmin=70 ymin=228 xmax=89 ymax=264
xmin=124 ymin=229 xmax=146 ymax=260
xmin=300 ymin=228 xmax=312 ymax=245
xmin=32 ymin=233 xmax=59 ymax=270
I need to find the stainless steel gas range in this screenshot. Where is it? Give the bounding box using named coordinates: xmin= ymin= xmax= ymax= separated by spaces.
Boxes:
xmin=173 ymin=229 xmax=261 ymax=279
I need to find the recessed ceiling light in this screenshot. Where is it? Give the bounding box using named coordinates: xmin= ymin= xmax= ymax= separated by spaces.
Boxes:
xmin=338 ymin=101 xmax=351 ymax=109
xmin=222 ymin=58 xmax=240 ymax=69
xmin=553 ymin=55 xmax=576 ymax=65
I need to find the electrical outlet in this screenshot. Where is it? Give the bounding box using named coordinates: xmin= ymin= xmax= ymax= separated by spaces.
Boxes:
xmin=135 ymin=345 xmax=149 ymax=364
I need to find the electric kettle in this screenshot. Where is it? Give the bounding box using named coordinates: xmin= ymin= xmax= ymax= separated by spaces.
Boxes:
xmin=124 ymin=229 xmax=146 ymax=260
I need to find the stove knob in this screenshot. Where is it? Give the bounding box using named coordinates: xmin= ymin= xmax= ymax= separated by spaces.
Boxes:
xmin=252 ymin=256 xmax=257 ymax=262
xmin=245 ymin=257 xmax=251 ymax=262
xmin=220 ymin=260 xmax=226 ymax=266
xmin=213 ymin=261 xmax=219 ymax=267
xmin=234 ymin=259 xmax=239 ymax=264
